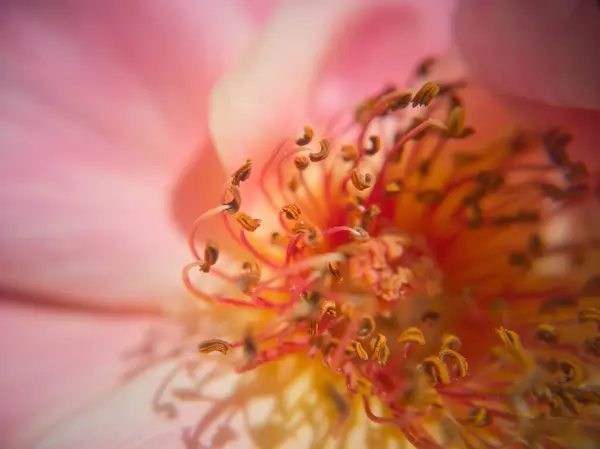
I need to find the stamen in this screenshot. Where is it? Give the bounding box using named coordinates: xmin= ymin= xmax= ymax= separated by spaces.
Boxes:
xmin=411 ymin=81 xmax=440 ymax=107
xmin=294 ymin=155 xmax=310 ymax=171
xmin=365 ymin=135 xmax=381 ymax=156
xmin=296 ymin=126 xmax=314 ymax=146
xmin=199 ymin=240 xmax=219 ymax=273
xmin=309 ymin=139 xmax=331 ymax=162
xmin=198 ymin=339 xmax=232 ymax=355
xmin=223 ymin=185 xmax=242 ymax=213
xmin=188 ymin=204 xmax=231 ymax=260
xmin=328 ymin=261 xmax=343 ymax=283
xmin=231 ymin=159 xmax=253 ymax=186
xmin=281 ymin=203 xmax=302 ymax=220
xmin=235 ymin=212 xmax=262 ymax=232
xmin=350 ymin=169 xmax=374 ymax=191
xmin=341 ymin=144 xmax=358 ymax=162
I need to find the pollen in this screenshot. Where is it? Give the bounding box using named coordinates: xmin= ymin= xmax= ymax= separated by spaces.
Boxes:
xmin=176 ymin=57 xmax=599 ymax=448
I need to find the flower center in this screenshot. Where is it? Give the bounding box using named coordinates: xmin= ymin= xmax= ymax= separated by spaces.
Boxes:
xmin=176 ymin=58 xmax=600 ymax=447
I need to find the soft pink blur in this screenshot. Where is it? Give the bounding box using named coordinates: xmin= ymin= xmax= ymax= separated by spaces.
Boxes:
xmin=1 ymin=1 xmax=598 ymax=448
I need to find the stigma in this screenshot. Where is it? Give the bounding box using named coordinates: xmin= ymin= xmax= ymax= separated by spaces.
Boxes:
xmin=182 ymin=58 xmax=600 ymax=447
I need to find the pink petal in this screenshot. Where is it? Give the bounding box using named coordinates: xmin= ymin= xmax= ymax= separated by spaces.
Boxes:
xmin=0 ymin=302 xmax=169 ymax=449
xmin=209 ymin=0 xmax=456 ymax=172
xmin=454 ymin=0 xmax=600 ymax=110
xmin=0 ymin=1 xmax=255 ymax=304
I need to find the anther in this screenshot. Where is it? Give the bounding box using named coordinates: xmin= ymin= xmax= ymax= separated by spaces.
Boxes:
xmin=411 ymin=81 xmax=440 ymax=107
xmin=578 ymin=308 xmax=600 ymax=330
xmin=231 ymin=159 xmax=252 ymax=186
xmin=535 ymin=324 xmax=558 ymax=344
xmin=357 ymin=316 xmax=376 ymax=339
xmin=351 ymin=226 xmax=370 ymax=241
xmin=341 ymin=145 xmax=358 ymax=162
xmin=198 ymin=339 xmax=232 ymax=355
xmin=365 ymin=135 xmax=381 ymax=156
xmin=415 ymin=57 xmax=437 ymax=77
xmin=200 ymin=240 xmax=219 ymax=273
xmin=321 ymin=300 xmax=337 ymax=317
xmin=441 ymin=334 xmax=461 ymax=351
xmin=350 ymin=169 xmax=374 ymax=191
xmin=281 ymin=204 xmax=302 ymax=220
xmin=296 ymin=126 xmax=314 ymax=146
xmin=308 ymin=321 xmax=319 ymax=336
xmin=468 ymin=407 xmax=492 ymax=427
xmin=223 ymin=185 xmax=242 ymax=213
xmin=370 ymin=333 xmax=390 ymax=367
xmin=294 ymin=155 xmax=310 ymax=171
xmin=387 ymin=90 xmax=413 ymax=111
xmin=398 ymin=327 xmax=426 ymax=346
xmin=439 ymin=349 xmax=469 ymax=378
xmin=236 ymin=212 xmax=262 ymax=232
xmin=243 ymin=330 xmax=258 ymax=361
xmin=420 ymin=356 xmax=451 ymax=385
xmin=446 ymin=106 xmax=465 ymax=138
xmin=348 ymin=340 xmax=369 ymax=361
xmin=309 ymin=139 xmax=331 ymax=162
xmin=328 ymin=262 xmax=343 ymax=283
xmin=385 ymin=180 xmax=403 ymax=195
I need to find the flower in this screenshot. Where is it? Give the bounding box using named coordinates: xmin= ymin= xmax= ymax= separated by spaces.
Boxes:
xmin=2 ymin=1 xmax=599 ymax=449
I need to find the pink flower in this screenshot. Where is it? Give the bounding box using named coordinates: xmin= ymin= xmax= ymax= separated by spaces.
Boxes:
xmin=1 ymin=1 xmax=598 ymax=449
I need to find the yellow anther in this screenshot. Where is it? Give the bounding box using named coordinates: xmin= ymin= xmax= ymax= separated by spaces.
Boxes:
xmin=370 ymin=333 xmax=390 ymax=367
xmin=199 ymin=240 xmax=219 ymax=273
xmin=411 ymin=81 xmax=440 ymax=107
xmin=420 ymin=356 xmax=451 ymax=385
xmin=309 ymin=139 xmax=331 ymax=162
xmin=231 ymin=159 xmax=252 ymax=186
xmin=441 ymin=334 xmax=462 ymax=351
xmin=535 ymin=324 xmax=558 ymax=344
xmin=295 ymin=126 xmax=314 ymax=146
xmin=468 ymin=407 xmax=492 ymax=427
xmin=235 ymin=212 xmax=262 ymax=232
xmin=321 ymin=300 xmax=337 ymax=317
xmin=328 ymin=261 xmax=343 ymax=283
xmin=384 ymin=180 xmax=403 ymax=195
xmin=357 ymin=315 xmax=376 ymax=339
xmin=386 ymin=90 xmax=413 ymax=111
xmin=350 ymin=169 xmax=374 ymax=191
xmin=281 ymin=203 xmax=302 ymax=220
xmin=340 ymin=144 xmax=358 ymax=162
xmin=365 ymin=135 xmax=381 ymax=156
xmin=294 ymin=155 xmax=310 ymax=170
xmin=398 ymin=327 xmax=426 ymax=346
xmin=198 ymin=339 xmax=232 ymax=355
xmin=439 ymin=349 xmax=469 ymax=378
xmin=347 ymin=340 xmax=369 ymax=361
xmin=446 ymin=105 xmax=465 ymax=138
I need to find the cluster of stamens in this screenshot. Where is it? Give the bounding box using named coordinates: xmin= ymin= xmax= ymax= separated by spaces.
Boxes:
xmin=179 ymin=58 xmax=600 ymax=447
